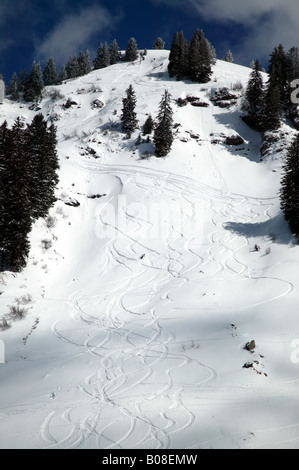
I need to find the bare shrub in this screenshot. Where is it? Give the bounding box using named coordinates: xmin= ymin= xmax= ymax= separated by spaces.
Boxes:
xmin=47 ymin=88 xmax=65 ymax=100
xmin=41 ymin=239 xmax=53 ymax=250
xmin=8 ymin=304 xmax=28 ymax=321
xmin=0 ymin=317 xmax=11 ymax=330
xmin=16 ymin=293 xmax=32 ymax=305
xmin=45 ymin=215 xmax=57 ymax=229
xmin=231 ymin=80 xmax=244 ymax=92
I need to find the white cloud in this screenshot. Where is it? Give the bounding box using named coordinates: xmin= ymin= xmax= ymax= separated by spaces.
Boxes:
xmin=37 ymin=4 xmax=121 ymax=64
xmin=191 ymin=0 xmax=299 ymax=59
xmin=151 ymin=0 xmax=299 ymax=63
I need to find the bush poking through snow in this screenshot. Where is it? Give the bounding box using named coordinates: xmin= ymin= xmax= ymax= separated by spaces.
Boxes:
xmin=45 ymin=215 xmax=57 ymax=229
xmin=16 ymin=293 xmax=32 ymax=305
xmin=41 ymin=239 xmax=53 ymax=250
xmin=0 ymin=317 xmax=11 ymax=330
xmin=8 ymin=304 xmax=28 ymax=321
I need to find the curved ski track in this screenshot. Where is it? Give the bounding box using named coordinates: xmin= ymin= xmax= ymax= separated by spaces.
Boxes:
xmin=43 ymin=150 xmax=295 ymax=448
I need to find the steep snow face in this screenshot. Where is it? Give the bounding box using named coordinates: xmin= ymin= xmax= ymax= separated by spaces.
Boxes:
xmin=0 ymin=50 xmax=299 ymax=449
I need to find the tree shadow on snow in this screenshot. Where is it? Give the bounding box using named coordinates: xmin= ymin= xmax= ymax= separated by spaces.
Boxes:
xmin=224 ymin=212 xmax=296 ymax=245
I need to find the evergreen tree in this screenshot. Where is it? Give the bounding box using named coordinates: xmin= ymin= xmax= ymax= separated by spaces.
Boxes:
xmin=153 ymin=37 xmax=165 ymax=50
xmin=260 ymin=81 xmax=282 ymax=132
xmin=65 ymin=54 xmax=80 ymax=79
xmin=287 ymin=46 xmax=299 ymax=82
xmin=268 ymin=44 xmax=289 ymax=108
xmin=177 ymin=33 xmax=189 ymax=80
xmin=7 ymin=73 xmax=19 ymax=101
xmin=223 ymin=50 xmax=234 ymax=62
xmin=43 ymin=57 xmax=58 ymax=86
xmin=78 ymin=50 xmax=91 ymax=76
xmin=58 ymin=65 xmax=67 ymax=83
xmin=24 ymin=61 xmax=44 ymax=102
xmin=26 ymin=114 xmax=59 ymax=219
xmin=121 ymin=85 xmax=138 ymax=137
xmin=188 ymin=29 xmax=212 ymax=83
xmin=125 ymin=38 xmax=138 ymax=62
xmin=208 ymin=41 xmax=217 ymax=65
xmin=109 ymin=39 xmax=120 ymax=65
xmin=0 ymin=118 xmax=32 ymax=271
xmin=280 ymin=134 xmax=299 ymax=236
xmin=93 ymin=43 xmax=110 ymax=69
xmin=243 ymin=60 xmax=264 ymax=116
xmin=17 ymin=70 xmax=28 ymax=94
xmin=154 ymin=90 xmax=173 ymax=157
xmin=168 ymin=31 xmax=184 ymax=78
xmin=143 ymin=114 xmax=155 ymax=135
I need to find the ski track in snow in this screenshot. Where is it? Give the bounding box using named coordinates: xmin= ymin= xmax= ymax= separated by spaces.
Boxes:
xmin=1 ymin=52 xmax=298 ymax=449
xmin=44 ymin=156 xmax=294 ymax=448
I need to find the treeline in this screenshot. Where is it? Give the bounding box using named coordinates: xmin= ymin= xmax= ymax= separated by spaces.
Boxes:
xmin=168 ymin=29 xmax=216 ymax=83
xmin=241 ymin=44 xmax=299 ymax=239
xmin=0 ymin=115 xmax=59 ymax=272
xmin=242 ymin=44 xmax=299 ymax=132
xmin=5 ymin=36 xmax=164 ymax=103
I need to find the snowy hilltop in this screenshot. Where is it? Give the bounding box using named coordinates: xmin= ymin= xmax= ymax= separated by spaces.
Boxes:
xmin=0 ymin=49 xmax=299 ymax=450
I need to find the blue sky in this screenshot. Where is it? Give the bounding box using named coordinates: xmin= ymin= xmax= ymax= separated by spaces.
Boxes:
xmin=0 ymin=0 xmax=298 ymax=81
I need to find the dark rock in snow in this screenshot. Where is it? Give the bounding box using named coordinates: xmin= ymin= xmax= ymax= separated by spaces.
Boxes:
xmin=245 ymin=340 xmax=256 ymax=351
xmin=64 ymin=198 xmax=80 ymax=207
xmin=225 ymin=135 xmax=244 ymax=146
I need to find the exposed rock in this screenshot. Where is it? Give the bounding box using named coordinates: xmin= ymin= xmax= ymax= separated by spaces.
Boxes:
xmin=63 ymin=198 xmax=80 ymax=207
xmin=245 ymin=340 xmax=256 ymax=351
xmin=87 ymin=194 xmax=107 ymax=199
xmin=225 ymin=135 xmax=244 ymax=146
xmin=210 ymin=87 xmax=239 ymax=108
xmin=176 ymin=98 xmax=188 ymax=107
xmin=92 ymin=99 xmax=104 ymax=109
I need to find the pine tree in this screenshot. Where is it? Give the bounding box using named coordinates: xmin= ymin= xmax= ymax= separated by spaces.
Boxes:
xmin=208 ymin=41 xmax=217 ymax=65
xmin=223 ymin=50 xmax=234 ymax=62
xmin=109 ymin=39 xmax=120 ymax=65
xmin=43 ymin=57 xmax=58 ymax=86
xmin=280 ymin=134 xmax=299 ymax=236
xmin=65 ymin=54 xmax=80 ymax=79
xmin=168 ymin=31 xmax=184 ymax=78
xmin=125 ymin=38 xmax=138 ymax=62
xmin=17 ymin=70 xmax=28 ymax=94
xmin=188 ymin=29 xmax=212 ymax=83
xmin=260 ymin=80 xmax=282 ymax=132
xmin=143 ymin=114 xmax=155 ymax=135
xmin=154 ymin=90 xmax=173 ymax=157
xmin=121 ymin=85 xmax=138 ymax=137
xmin=287 ymin=47 xmax=299 ymax=82
xmin=0 ymin=118 xmax=32 ymax=271
xmin=7 ymin=73 xmax=19 ymax=100
xmin=268 ymin=44 xmax=289 ymax=108
xmin=177 ymin=33 xmax=189 ymax=80
xmin=58 ymin=65 xmax=67 ymax=83
xmin=24 ymin=61 xmax=44 ymax=102
xmin=26 ymin=114 xmax=59 ymax=219
xmin=93 ymin=43 xmax=110 ymax=69
xmin=243 ymin=60 xmax=264 ymax=115
xmin=153 ymin=37 xmax=165 ymax=50
xmin=78 ymin=50 xmax=91 ymax=76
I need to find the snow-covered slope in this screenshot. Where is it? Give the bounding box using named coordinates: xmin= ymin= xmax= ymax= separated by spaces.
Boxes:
xmin=0 ymin=50 xmax=299 ymax=449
